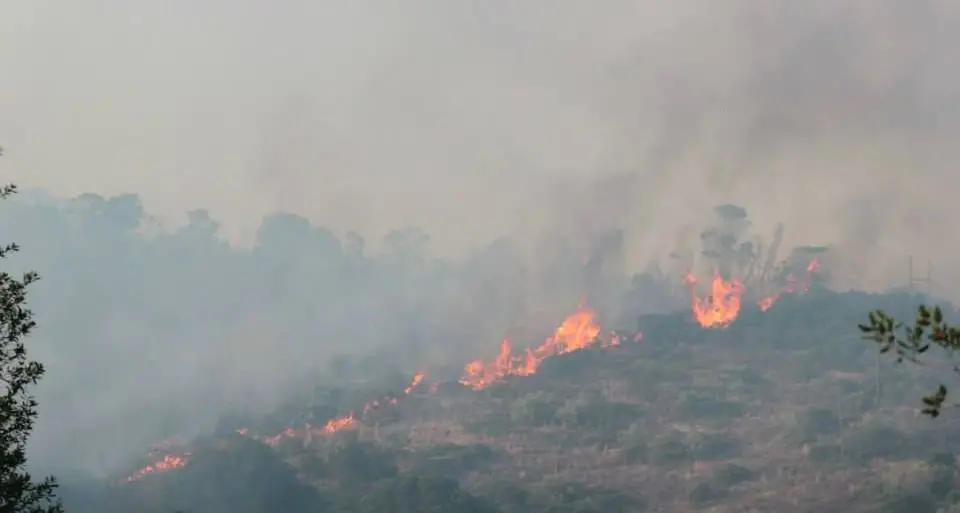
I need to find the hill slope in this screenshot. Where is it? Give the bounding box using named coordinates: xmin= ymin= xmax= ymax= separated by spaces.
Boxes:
xmin=64 ymin=289 xmax=960 ymax=513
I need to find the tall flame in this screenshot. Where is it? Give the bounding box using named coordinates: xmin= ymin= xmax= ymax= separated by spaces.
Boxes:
xmin=687 ymin=256 xmax=822 ymax=324
xmin=684 ymin=272 xmax=745 ymax=329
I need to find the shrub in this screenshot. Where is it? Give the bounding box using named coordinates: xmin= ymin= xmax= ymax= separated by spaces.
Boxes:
xmin=689 ymin=482 xmax=726 ymax=505
xmin=713 ymin=463 xmax=755 ymax=487
xmin=676 ymin=393 xmax=747 ymax=420
xmin=408 ymin=443 xmax=497 ymax=477
xmin=847 ymin=423 xmax=910 ymax=462
xmin=464 ymin=412 xmax=514 ymax=437
xmin=806 ymin=443 xmax=842 ymax=465
xmin=612 ymin=441 xmax=645 ymax=465
xmin=689 ymin=432 xmax=741 ymax=460
xmin=325 ymin=439 xmax=398 ymax=486
xmin=356 ymin=475 xmax=498 ymax=513
xmin=648 ymin=435 xmax=691 ymax=467
xmin=784 ymin=407 xmax=841 ymax=445
xmin=555 ymin=392 xmax=644 ymax=431
xmin=509 ymin=391 xmax=560 ymax=427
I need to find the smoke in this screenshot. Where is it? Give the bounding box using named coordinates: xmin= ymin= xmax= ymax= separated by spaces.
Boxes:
xmin=2 ymin=0 xmax=960 ymax=476
xmin=0 ymin=2 xmax=957 ymax=269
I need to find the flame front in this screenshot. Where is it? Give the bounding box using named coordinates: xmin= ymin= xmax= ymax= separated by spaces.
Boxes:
xmin=127 ymin=251 xmax=827 ymax=482
xmin=459 ymin=305 xmax=621 ymax=390
xmin=322 ymin=370 xmax=427 ymax=434
xmin=124 ymin=453 xmax=190 ymax=482
xmin=322 ymin=414 xmax=357 ymax=434
xmin=127 ymin=302 xmax=639 ymax=480
xmin=123 ymin=371 xmax=430 ymax=481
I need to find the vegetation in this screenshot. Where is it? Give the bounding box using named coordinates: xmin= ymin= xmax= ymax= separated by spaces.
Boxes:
xmin=0 ymin=171 xmax=61 ymax=510
xmin=40 ymin=286 xmax=960 ymax=512
xmin=3 ymin=187 xmax=960 ymax=511
xmin=859 ymin=304 xmax=960 ymax=417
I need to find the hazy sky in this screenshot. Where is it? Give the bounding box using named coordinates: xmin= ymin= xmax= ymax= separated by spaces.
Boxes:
xmin=3 ymin=0 xmax=960 ymax=289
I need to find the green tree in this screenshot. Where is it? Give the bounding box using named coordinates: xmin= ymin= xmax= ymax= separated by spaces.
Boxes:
xmin=859 ymin=304 xmax=960 ymax=417
xmin=0 ymin=179 xmax=62 ymax=512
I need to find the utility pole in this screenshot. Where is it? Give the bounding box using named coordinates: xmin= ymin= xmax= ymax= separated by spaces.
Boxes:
xmin=907 ymin=256 xmax=932 ymax=297
xmin=880 ymin=256 xmax=934 ymax=410
xmin=837 ymin=385 xmax=844 ymax=461
xmin=875 ymin=350 xmax=881 ymax=408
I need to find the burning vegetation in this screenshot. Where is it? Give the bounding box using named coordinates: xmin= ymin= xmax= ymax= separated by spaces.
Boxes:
xmin=121 ymin=205 xmax=831 ymax=484
xmin=684 ymin=256 xmax=821 ymax=329
xmin=459 ymin=305 xmax=620 ymax=390
xmin=123 ymin=263 xmax=823 ymax=482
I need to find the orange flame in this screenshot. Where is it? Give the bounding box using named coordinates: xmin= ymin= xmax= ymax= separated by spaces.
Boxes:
xmin=262 ymin=426 xmax=300 ymax=446
xmin=459 ymin=305 xmax=623 ymax=390
xmin=124 ymin=453 xmax=191 ymax=482
xmin=757 ymin=257 xmax=820 ymax=311
xmin=404 ymin=371 xmax=426 ymax=395
xmin=128 ymin=303 xmax=635 ymax=480
xmin=685 ymin=271 xmax=745 ymax=328
xmin=322 ymin=370 xmax=428 ymax=434
xmin=322 ymin=413 xmax=357 ymax=433
xmin=124 ymin=370 xmax=431 ymax=480
xmin=129 ymin=301 xmax=634 ymax=480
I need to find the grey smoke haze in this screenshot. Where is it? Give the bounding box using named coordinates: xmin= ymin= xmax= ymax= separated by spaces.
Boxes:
xmin=1 ymin=0 xmax=960 ymax=475
xmin=3 ymin=1 xmax=959 ymax=282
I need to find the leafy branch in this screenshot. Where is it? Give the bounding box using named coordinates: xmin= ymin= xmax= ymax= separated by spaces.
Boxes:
xmin=0 ymin=150 xmax=61 ymax=510
xmin=858 ymin=305 xmax=960 ymax=418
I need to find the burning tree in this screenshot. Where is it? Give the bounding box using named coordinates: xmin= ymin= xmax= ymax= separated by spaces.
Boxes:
xmin=680 ymin=205 xmax=828 ymax=328
xmin=693 ymin=205 xmax=796 ymax=296
xmin=0 ymin=168 xmax=62 ymax=510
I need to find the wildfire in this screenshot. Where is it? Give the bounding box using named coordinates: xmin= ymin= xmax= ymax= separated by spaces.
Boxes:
xmin=125 ymin=245 xmax=828 ymax=483
xmin=322 ymin=414 xmax=357 ymax=433
xmin=683 ymin=272 xmax=745 ymax=329
xmin=757 ymin=257 xmax=821 ymax=312
xmin=121 ymin=250 xmax=826 ymax=483
xmin=404 ymin=371 xmax=426 ymax=395
xmin=459 ymin=305 xmax=625 ymax=390
xmin=687 ymin=256 xmax=822 ymax=327
xmin=261 ymin=426 xmax=300 ymax=446
xmin=123 ymin=371 xmax=429 ymax=481
xmin=123 ymin=453 xmax=190 ymax=483
xmin=311 ymin=370 xmax=429 ymax=435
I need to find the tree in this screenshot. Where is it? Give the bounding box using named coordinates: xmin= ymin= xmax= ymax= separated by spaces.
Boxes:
xmin=859 ymin=304 xmax=960 ymax=418
xmin=0 ymin=179 xmax=62 ymax=511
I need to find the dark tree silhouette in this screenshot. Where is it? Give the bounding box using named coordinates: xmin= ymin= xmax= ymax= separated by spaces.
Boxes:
xmin=0 ymin=175 xmax=62 ymax=511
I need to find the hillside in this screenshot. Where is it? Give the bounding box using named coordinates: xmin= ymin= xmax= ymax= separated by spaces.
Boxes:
xmin=56 ymin=288 xmax=960 ymax=513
